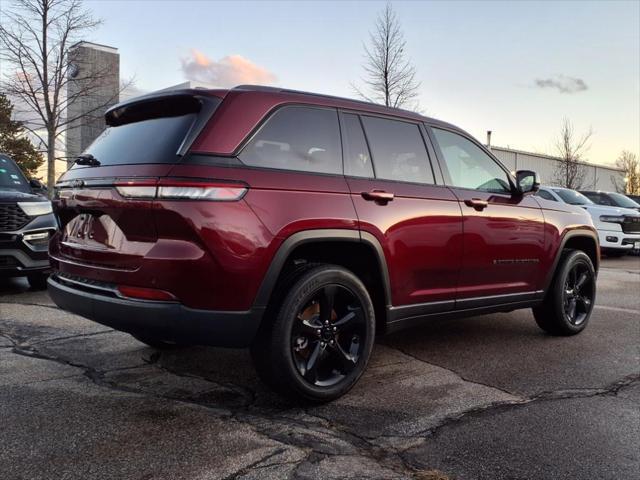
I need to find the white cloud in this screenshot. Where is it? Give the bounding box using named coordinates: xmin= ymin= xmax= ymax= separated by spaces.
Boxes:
xmin=181 ymin=50 xmax=277 ymax=87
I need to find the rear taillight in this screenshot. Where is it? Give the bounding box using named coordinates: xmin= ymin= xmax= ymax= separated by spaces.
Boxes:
xmin=114 ymin=178 xmax=248 ymax=201
xmin=157 ymin=179 xmax=247 ymax=201
xmin=114 ymin=179 xmax=157 ymax=199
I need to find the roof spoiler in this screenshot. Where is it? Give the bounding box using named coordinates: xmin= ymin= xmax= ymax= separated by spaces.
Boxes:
xmin=105 ymin=90 xmax=221 ymax=127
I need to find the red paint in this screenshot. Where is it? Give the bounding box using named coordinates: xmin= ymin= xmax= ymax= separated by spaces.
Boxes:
xmin=50 ymin=87 xmax=597 ymax=317
xmin=449 ymin=188 xmax=547 ymax=298
xmin=347 ymin=177 xmax=463 ymax=305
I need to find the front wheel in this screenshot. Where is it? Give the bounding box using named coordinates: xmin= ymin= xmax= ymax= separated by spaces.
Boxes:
xmin=533 ymin=250 xmax=596 ymax=335
xmin=251 ymin=265 xmax=376 ymax=403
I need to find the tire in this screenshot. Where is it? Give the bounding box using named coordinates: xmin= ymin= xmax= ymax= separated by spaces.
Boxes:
xmin=131 ymin=333 xmax=180 ymax=350
xmin=251 ymin=264 xmax=376 ymax=403
xmin=27 ymin=273 xmax=48 ymax=290
xmin=533 ymin=250 xmax=596 ymax=336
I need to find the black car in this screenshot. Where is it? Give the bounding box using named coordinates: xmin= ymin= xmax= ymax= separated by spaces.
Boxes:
xmin=0 ymin=153 xmax=57 ymax=288
xmin=581 ymin=190 xmax=640 ymax=212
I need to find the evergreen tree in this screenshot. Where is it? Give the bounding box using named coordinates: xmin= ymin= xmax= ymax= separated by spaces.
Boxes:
xmin=0 ymin=94 xmax=44 ymax=179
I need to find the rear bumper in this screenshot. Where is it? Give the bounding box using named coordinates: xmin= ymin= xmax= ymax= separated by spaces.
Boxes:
xmin=47 ymin=275 xmax=264 ymax=347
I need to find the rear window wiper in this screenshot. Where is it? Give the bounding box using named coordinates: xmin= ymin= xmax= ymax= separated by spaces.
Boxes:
xmin=74 ymin=154 xmax=101 ymax=167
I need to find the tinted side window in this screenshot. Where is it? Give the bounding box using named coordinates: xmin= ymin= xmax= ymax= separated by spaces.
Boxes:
xmin=361 ymin=116 xmax=434 ymax=184
xmin=0 ymin=156 xmax=30 ymax=193
xmin=432 ymin=128 xmax=510 ymax=193
xmin=240 ymin=106 xmax=341 ymax=175
xmin=536 ymin=189 xmax=557 ymax=201
xmin=342 ymin=114 xmax=373 ymax=178
xmin=597 ymin=194 xmax=615 ymax=206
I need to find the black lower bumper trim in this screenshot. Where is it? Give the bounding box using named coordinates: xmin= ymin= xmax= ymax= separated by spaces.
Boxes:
xmin=0 ymin=248 xmax=50 ymax=277
xmin=47 ymin=276 xmax=264 ymax=348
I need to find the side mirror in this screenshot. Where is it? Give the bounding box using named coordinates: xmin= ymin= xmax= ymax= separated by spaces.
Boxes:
xmin=29 ymin=179 xmax=48 ymax=197
xmin=29 ymin=178 xmax=46 ymax=190
xmin=515 ymin=170 xmax=540 ymax=194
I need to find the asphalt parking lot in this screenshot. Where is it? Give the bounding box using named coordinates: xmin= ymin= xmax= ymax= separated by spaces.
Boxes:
xmin=1 ymin=256 xmax=638 ymax=480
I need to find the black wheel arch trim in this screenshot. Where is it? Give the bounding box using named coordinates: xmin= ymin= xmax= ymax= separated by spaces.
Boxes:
xmin=253 ymin=228 xmax=599 ymax=335
xmin=252 ymin=229 xmax=392 ymax=311
xmin=542 ymin=229 xmax=599 ymax=293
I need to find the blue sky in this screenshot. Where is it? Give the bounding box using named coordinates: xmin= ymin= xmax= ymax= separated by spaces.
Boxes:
xmin=86 ymin=0 xmax=639 ymax=165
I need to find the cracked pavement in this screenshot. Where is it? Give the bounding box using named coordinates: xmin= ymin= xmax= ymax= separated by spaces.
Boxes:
xmin=1 ymin=256 xmax=638 ymax=479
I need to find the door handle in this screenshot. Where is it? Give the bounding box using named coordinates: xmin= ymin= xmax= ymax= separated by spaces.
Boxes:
xmin=464 ymin=198 xmax=489 ymax=211
xmin=361 ymin=190 xmax=394 ymax=205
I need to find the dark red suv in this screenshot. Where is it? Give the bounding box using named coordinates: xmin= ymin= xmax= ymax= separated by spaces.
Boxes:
xmin=48 ymin=86 xmax=599 ymax=402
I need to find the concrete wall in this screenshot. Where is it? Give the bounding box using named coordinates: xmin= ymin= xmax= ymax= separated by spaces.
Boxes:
xmin=65 ymin=42 xmax=119 ymax=167
xmin=491 ymin=146 xmax=624 ymax=192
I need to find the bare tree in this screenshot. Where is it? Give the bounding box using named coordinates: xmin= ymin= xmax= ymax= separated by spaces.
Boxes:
xmin=611 ymin=150 xmax=640 ymax=195
xmin=552 ymin=117 xmax=592 ymax=190
xmin=0 ymin=0 xmax=124 ymax=193
xmin=354 ymin=3 xmax=421 ymax=109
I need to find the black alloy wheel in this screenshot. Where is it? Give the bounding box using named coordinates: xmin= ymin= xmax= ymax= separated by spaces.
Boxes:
xmin=562 ymin=262 xmax=595 ymax=326
xmin=291 ymin=284 xmax=367 ymax=387
xmin=533 ymin=250 xmax=596 ymax=336
xmin=251 ymin=264 xmax=376 ymax=403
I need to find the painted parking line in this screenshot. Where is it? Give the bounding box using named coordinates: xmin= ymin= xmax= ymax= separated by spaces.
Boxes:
xmin=595 ymin=304 xmax=640 ymax=315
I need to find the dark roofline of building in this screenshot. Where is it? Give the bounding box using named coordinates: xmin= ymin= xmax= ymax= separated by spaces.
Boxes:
xmin=69 ymin=41 xmax=118 ymax=53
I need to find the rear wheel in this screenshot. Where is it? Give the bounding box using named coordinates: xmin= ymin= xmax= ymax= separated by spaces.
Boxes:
xmin=27 ymin=273 xmax=48 ymax=290
xmin=251 ymin=264 xmax=375 ymax=403
xmin=533 ymin=250 xmax=596 ymax=335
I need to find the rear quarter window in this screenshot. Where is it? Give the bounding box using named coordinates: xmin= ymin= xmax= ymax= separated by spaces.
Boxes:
xmin=239 ymin=106 xmax=342 ymax=175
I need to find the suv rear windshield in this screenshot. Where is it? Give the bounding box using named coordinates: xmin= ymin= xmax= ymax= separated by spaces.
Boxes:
xmin=0 ymin=156 xmax=30 ymax=193
xmin=78 ymin=95 xmax=219 ymax=166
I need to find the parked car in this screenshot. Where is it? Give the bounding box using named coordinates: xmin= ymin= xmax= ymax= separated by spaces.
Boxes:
xmin=536 ymin=186 xmax=640 ymax=256
xmin=0 ymin=153 xmax=56 ymax=288
xmin=626 ymin=194 xmax=640 ymax=204
xmin=581 ymin=190 xmax=640 ymax=212
xmin=48 ymin=86 xmax=600 ymax=402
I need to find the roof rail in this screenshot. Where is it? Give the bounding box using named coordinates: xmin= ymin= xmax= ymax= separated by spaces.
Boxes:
xmin=232 ymin=85 xmax=282 ymax=92
xmin=230 ymin=84 xmax=420 ymax=117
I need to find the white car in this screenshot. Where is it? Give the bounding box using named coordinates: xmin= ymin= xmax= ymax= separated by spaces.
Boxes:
xmin=536 ymin=186 xmax=640 ymax=256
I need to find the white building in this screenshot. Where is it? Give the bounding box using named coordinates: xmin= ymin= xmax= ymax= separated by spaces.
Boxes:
xmin=490 ymin=145 xmax=624 ymax=191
